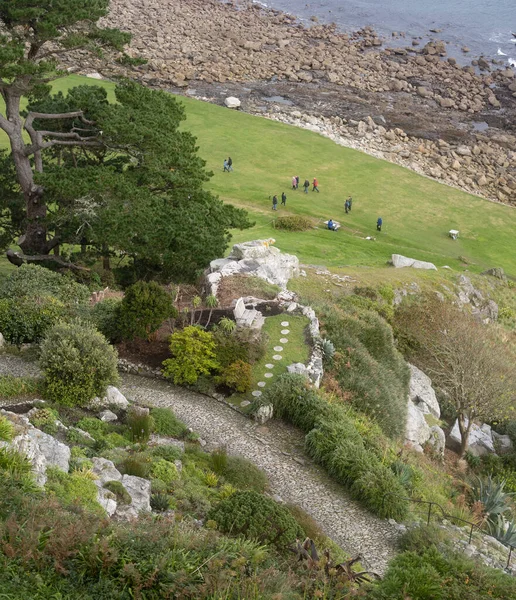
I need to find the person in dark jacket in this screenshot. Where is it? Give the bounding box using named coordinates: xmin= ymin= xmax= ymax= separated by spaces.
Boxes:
xmin=272 ymin=195 xmax=278 ymax=210
xmin=281 ymin=192 xmax=287 ymax=206
xmin=227 ymin=156 xmax=233 ymax=171
xmin=303 ymin=179 xmax=310 ymax=193
xmin=377 ymin=217 xmax=382 ymax=231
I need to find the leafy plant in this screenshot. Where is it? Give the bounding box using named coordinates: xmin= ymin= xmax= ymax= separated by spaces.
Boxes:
xmin=151 ymin=459 xmax=179 ymax=486
xmin=0 ymin=375 xmax=44 ymax=399
xmin=150 ymin=407 xmax=188 ymax=438
xmin=118 ymin=281 xmax=176 ymax=341
xmin=273 ymin=215 xmax=314 ymax=231
xmin=222 ymin=456 xmax=269 ymax=493
xmin=0 ymin=416 xmax=14 ymax=442
xmin=103 ymin=480 xmax=132 ymax=505
xmin=218 ymin=317 xmax=237 ymax=336
xmin=320 ymin=338 xmax=335 ymax=364
xmin=40 ymin=320 xmax=119 ymax=407
xmin=211 ymin=446 xmax=228 ymax=474
xmin=90 ymin=298 xmax=122 ymax=343
xmin=45 ymin=467 xmax=102 ymax=514
xmin=152 ymin=445 xmax=183 ymax=462
xmin=0 ymin=296 xmax=64 ymax=344
xmin=122 ymin=455 xmax=151 ymax=478
xmin=29 ymin=407 xmax=59 ymax=435
xmin=215 ymin=360 xmax=252 ymax=393
xmin=204 ymin=471 xmax=219 ymax=487
xmin=471 ymin=475 xmax=514 ymax=523
xmin=127 ymin=408 xmax=152 ymax=443
xmin=150 ymin=493 xmax=171 ymax=512
xmin=162 ymin=326 xmax=220 ymax=385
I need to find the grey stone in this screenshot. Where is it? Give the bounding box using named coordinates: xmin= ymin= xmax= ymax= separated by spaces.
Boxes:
xmin=148 ymin=435 xmax=185 ymax=452
xmin=95 ymin=483 xmax=118 ymax=516
xmin=287 ymin=362 xmax=308 ymax=376
xmin=257 ymin=381 xmax=266 ymax=387
xmin=92 ymin=457 xmax=122 ymax=484
xmin=280 ymin=338 xmax=289 ymax=344
xmin=224 ymin=96 xmax=241 ymax=109
xmin=240 ymin=400 xmax=251 ymax=407
xmin=0 ymin=332 xmax=4 ymax=348
xmin=273 ymin=346 xmax=283 ymax=352
xmin=272 ymin=355 xmax=283 ymax=360
xmin=265 ymin=364 xmax=274 ymax=369
xmin=427 ymin=425 xmax=446 ymax=457
xmin=408 ymin=364 xmax=440 ymax=418
xmin=252 ymin=391 xmax=262 ymax=397
xmin=117 ymin=475 xmax=151 ymax=519
xmin=100 ymin=410 xmax=118 ymax=422
xmin=450 ymin=419 xmax=495 ymax=456
xmin=281 ymin=321 xmax=290 ymax=326
xmin=405 ymin=402 xmax=432 ymax=446
xmin=281 ymin=329 xmax=290 ymax=334
xmin=481 ymin=267 xmax=507 ymax=282
xmin=264 ymin=372 xmax=274 ymax=378
xmin=391 ymin=254 xmax=437 ymax=270
xmin=254 ymin=403 xmax=274 ymax=424
xmin=491 ymin=431 xmax=513 ymax=455
xmin=90 ymin=386 xmax=129 ymax=410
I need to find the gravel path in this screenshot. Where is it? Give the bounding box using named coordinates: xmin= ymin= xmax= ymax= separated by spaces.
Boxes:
xmin=120 ymin=373 xmax=401 ymax=575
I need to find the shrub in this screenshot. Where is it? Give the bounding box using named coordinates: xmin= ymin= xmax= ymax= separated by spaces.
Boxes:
xmin=103 ymin=480 xmax=132 ymax=505
xmin=76 ymin=417 xmax=110 ymax=439
xmin=150 ymin=493 xmax=171 ymax=512
xmin=150 ymin=478 xmax=168 ymax=494
xmin=40 ymin=320 xmax=119 ymax=407
xmin=211 ymin=446 xmax=228 ymax=474
xmin=208 ymin=491 xmax=304 ymax=550
xmin=0 ymin=375 xmax=44 ymax=399
xmin=0 ymin=296 xmax=64 ymax=344
xmin=0 ymin=416 xmax=14 ymax=442
xmin=215 ymin=360 xmax=252 ymax=393
xmin=90 ymin=297 xmax=122 ymax=343
xmin=213 ymin=328 xmax=267 ymax=368
xmin=122 ymin=454 xmax=151 ymax=478
xmin=222 ymin=455 xmax=268 ymax=493
xmin=162 ymin=326 xmax=220 ymax=385
xmin=150 ymin=407 xmax=188 ymax=438
xmin=118 ymin=281 xmax=176 ymax=341
xmin=127 ymin=408 xmax=152 ymax=443
xmin=274 ymin=215 xmax=314 ymax=231
xmin=151 ymin=459 xmax=179 ymax=486
xmin=152 ymin=445 xmax=183 ymax=462
xmin=204 ymin=471 xmax=219 ymax=487
xmin=29 ymin=407 xmax=59 ymax=435
xmin=45 ymin=466 xmax=102 ymax=513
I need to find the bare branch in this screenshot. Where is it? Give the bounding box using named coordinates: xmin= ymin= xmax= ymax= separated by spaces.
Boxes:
xmin=6 ymin=249 xmax=89 ymax=272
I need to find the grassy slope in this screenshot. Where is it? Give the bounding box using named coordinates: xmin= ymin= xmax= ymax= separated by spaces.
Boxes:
xmin=1 ymin=75 xmax=516 ymax=277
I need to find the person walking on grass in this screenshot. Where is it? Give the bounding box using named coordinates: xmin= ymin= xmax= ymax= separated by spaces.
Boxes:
xmin=223 ymin=159 xmax=229 ymax=172
xmin=272 ymin=195 xmax=278 ymax=210
xmin=345 ymin=199 xmax=350 ymax=214
xmin=292 ymin=176 xmax=297 ymax=190
xmin=228 ymin=156 xmax=233 ymax=171
xmin=377 ymin=217 xmax=382 ymax=232
xmin=296 ymin=175 xmax=300 ymax=189
xmin=281 ymin=192 xmax=287 ymax=206
xmin=303 ymin=179 xmax=310 ymax=193
xmin=346 ymin=196 xmax=353 ymax=212
xmin=312 ymin=177 xmax=319 ymax=192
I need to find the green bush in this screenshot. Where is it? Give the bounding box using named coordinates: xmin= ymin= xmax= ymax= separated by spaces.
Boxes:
xmin=152 ymin=445 xmax=183 ymax=462
xmin=103 ymin=480 xmax=132 ymax=505
xmin=29 ymin=407 xmax=59 ymax=435
xmin=90 ymin=297 xmax=122 ymax=342
xmin=208 ymin=491 xmax=304 ymax=550
xmin=118 ymin=281 xmax=176 ymax=341
xmin=162 ymin=326 xmax=220 ymax=385
xmin=45 ymin=466 xmax=102 ymax=513
xmin=222 ymin=455 xmax=268 ymax=493
xmin=123 ymin=454 xmax=151 ymax=478
xmin=151 ymin=459 xmax=179 ymax=486
xmin=0 ymin=375 xmax=44 ymax=399
xmin=0 ymin=296 xmax=64 ymax=344
xmin=76 ymin=417 xmax=110 ymax=439
xmin=150 ymin=407 xmax=188 ymax=438
xmin=211 ymin=446 xmax=228 ymax=474
xmin=0 ymin=416 xmax=14 ymax=442
xmin=0 ymin=264 xmax=90 ymax=306
xmin=213 ymin=328 xmax=267 ymax=368
xmin=351 ymin=463 xmax=409 ymax=520
xmin=40 ymin=320 xmax=119 ymax=407
xmin=150 ymin=493 xmax=171 ymax=512
xmin=127 ymin=408 xmax=152 ymax=443
xmin=273 ymin=215 xmax=314 ymax=231
xmin=215 ymin=360 xmax=252 ymax=393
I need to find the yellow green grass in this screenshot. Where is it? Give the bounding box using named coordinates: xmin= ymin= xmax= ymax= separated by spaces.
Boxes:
xmin=1 ymin=75 xmax=516 ymax=277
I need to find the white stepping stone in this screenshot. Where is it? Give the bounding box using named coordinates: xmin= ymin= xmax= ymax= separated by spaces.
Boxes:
xmin=265 ymin=363 xmax=274 ymax=369
xmin=273 ymin=354 xmax=283 ymax=361
xmin=252 ymin=391 xmax=262 ymax=397
xmin=257 ymin=381 xmax=266 ymax=387
xmin=281 ymin=321 xmax=290 ymax=326
xmin=273 ymin=346 xmax=283 ymax=352
xmin=240 ymin=400 xmax=251 ymax=407
xmin=281 ymin=329 xmax=290 ymax=335
xmin=264 ymin=372 xmax=274 ymax=378
xmin=280 ymin=338 xmax=289 ymax=344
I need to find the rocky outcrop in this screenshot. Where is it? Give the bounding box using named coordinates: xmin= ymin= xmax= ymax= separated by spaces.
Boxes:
xmin=408 ymin=364 xmax=440 ymax=418
xmin=456 ymin=275 xmax=499 ymax=322
xmin=116 ymin=475 xmax=152 ymax=520
xmin=405 ymin=402 xmax=432 ymax=450
xmin=89 ymin=386 xmax=130 ymax=410
xmin=0 ymin=410 xmax=70 ymax=486
xmin=207 ymin=239 xmax=299 ymax=295
xmin=449 ymin=419 xmax=496 ymax=456
xmin=391 ymin=254 xmax=437 ymax=270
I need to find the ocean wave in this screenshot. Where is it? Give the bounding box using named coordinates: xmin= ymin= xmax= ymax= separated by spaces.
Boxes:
xmin=508 ymin=58 xmax=516 ymax=67
xmin=511 ymin=38 xmax=516 ymax=43
xmin=497 ymin=48 xmax=507 ymax=56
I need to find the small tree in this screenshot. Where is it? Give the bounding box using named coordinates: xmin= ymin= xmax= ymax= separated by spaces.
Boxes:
xmin=395 ymin=296 xmax=516 ymax=456
xmin=162 ymin=326 xmax=220 ymax=385
xmin=118 ymin=281 xmax=176 ymax=341
xmin=40 ymin=320 xmax=119 ymax=406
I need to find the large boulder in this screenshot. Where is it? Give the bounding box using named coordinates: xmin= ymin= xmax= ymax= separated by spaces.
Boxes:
xmin=0 ymin=332 xmax=4 ymax=348
xmin=115 ymin=475 xmax=151 ymax=520
xmin=427 ymin=425 xmax=446 ymax=457
xmin=405 ymin=402 xmax=432 ymax=447
xmin=449 ymin=419 xmax=495 ymax=456
xmin=92 ymin=457 xmax=122 ymax=484
xmin=408 ymin=364 xmax=440 ymax=418
xmin=95 ymin=483 xmax=118 ymax=517
xmin=224 ymin=96 xmax=241 ymax=109
xmin=491 ymin=430 xmax=514 ymax=455
xmin=391 ymin=254 xmax=437 ymax=270
xmin=89 ymin=386 xmax=129 ymax=410
xmin=0 ymin=410 xmax=70 ymax=486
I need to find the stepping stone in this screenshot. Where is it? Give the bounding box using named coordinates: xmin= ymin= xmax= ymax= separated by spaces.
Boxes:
xmin=273 ymin=346 xmax=283 ymax=352
xmin=252 ymin=391 xmax=262 ymax=397
xmin=281 ymin=329 xmax=290 ymax=335
xmin=280 ymin=338 xmax=289 ymax=344
xmin=257 ymin=381 xmax=266 ymax=387
xmin=265 ymin=363 xmax=274 ymax=369
xmin=273 ymin=354 xmax=283 ymax=361
xmin=240 ymin=400 xmax=251 ymax=407
xmin=281 ymin=321 xmax=290 ymax=326
xmin=264 ymin=372 xmax=274 ymax=378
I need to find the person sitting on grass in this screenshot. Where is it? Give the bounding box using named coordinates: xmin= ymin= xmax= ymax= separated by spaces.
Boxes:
xmin=328 ymin=219 xmax=337 ymax=231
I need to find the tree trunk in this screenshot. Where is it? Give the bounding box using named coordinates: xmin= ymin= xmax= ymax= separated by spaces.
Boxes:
xmin=457 ymin=414 xmax=473 ymax=457
xmin=102 ymin=244 xmax=111 ymax=270
xmin=3 ymin=90 xmax=49 ymax=256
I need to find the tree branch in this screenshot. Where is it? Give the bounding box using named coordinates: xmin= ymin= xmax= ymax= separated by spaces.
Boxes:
xmin=6 ymin=249 xmax=89 ymax=272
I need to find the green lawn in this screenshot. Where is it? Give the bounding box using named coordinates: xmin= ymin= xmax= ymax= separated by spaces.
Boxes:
xmin=1 ymin=75 xmax=516 ymax=276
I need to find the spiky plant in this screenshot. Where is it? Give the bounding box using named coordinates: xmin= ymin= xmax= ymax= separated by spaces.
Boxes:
xmin=205 ymin=295 xmax=218 ymax=328
xmin=218 ymin=317 xmax=237 ymax=336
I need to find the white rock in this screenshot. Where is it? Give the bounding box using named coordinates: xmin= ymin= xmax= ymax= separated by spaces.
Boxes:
xmin=408 ymin=364 xmax=441 ymax=418
xmin=427 ymin=425 xmax=446 ymax=456
xmin=0 ymin=332 xmax=4 ymax=348
xmin=254 ymin=404 xmax=274 ymax=424
xmin=491 ymin=431 xmax=513 ymax=455
xmin=85 ymin=71 xmax=103 ymax=80
xmin=287 ymin=363 xmax=308 ymax=377
xmin=391 ymin=254 xmax=437 ymax=270
xmin=450 ymin=419 xmax=496 ymax=456
xmin=92 ymin=457 xmax=122 ymax=485
xmin=95 ymin=483 xmax=118 ymax=516
xmin=100 ymin=410 xmax=118 ymax=422
xmin=116 ymin=475 xmax=151 ymax=519
xmin=405 ymin=402 xmax=432 ymax=446
xmin=106 ymin=386 xmax=129 ymax=409
xmin=224 ymin=96 xmax=241 ymax=109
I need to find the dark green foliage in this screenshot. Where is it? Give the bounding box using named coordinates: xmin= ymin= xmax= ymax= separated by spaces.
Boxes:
xmin=90 ymin=298 xmax=122 ymax=343
xmin=215 ymin=360 xmax=252 ymax=393
xmin=127 ymin=408 xmax=152 ymax=443
xmin=319 ymin=304 xmax=409 ymax=438
xmin=0 ymin=375 xmax=44 ymax=399
xmin=122 ymin=454 xmax=151 ymax=478
xmin=222 ymin=456 xmax=269 ymax=493
xmin=150 ymin=407 xmax=188 ymax=438
xmin=40 ymin=320 xmax=119 ymax=406
xmin=29 ymin=407 xmax=59 ymax=435
xmin=211 ymin=447 xmax=228 ymax=475
xmin=213 ymin=328 xmax=267 ymax=368
xmin=208 ymin=491 xmax=304 ymax=550
xmin=350 ymin=464 xmax=409 ymax=520
xmin=103 ymin=480 xmax=131 ymax=505
xmin=0 ymin=296 xmax=64 ymax=344
xmin=274 ymin=215 xmax=314 ymax=231
xmin=150 ymin=493 xmax=171 ymax=512
xmin=151 ymin=445 xmax=183 ymax=463
xmin=118 ymin=281 xmax=175 ymax=340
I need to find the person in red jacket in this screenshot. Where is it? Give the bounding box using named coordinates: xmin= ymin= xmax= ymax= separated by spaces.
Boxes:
xmin=312 ymin=177 xmax=319 ymax=192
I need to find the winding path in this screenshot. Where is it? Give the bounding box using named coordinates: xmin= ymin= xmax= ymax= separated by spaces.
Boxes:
xmin=120 ymin=373 xmax=401 ymax=574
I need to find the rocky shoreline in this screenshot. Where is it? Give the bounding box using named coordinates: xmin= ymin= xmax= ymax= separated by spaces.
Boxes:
xmin=70 ymin=0 xmax=515 ymax=203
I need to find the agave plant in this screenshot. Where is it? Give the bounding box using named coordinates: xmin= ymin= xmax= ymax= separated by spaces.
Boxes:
xmin=204 ymin=295 xmax=218 ymax=328
xmin=218 ymin=317 xmax=237 ymax=336
xmin=487 ymin=514 xmax=516 ymax=547
xmin=320 ymin=338 xmax=335 ymax=364
xmin=472 ymin=475 xmax=515 ymax=523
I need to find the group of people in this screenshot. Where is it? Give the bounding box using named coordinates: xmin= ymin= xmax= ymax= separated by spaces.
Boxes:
xmin=223 ymin=156 xmax=233 ymax=172
xmin=292 ymin=176 xmax=319 ymax=193
xmin=271 ymin=192 xmax=288 ymax=210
